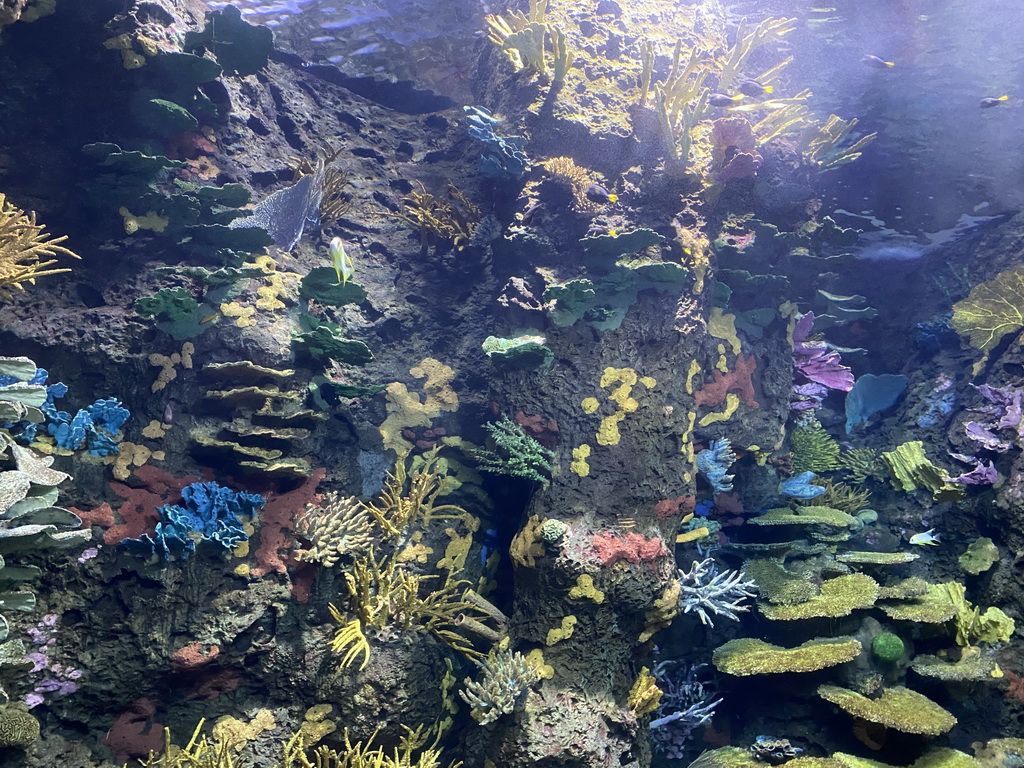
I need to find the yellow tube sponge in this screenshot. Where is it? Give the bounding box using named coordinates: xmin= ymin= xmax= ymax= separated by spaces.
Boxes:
xmin=546 ymin=615 xmax=577 ymax=646
xmin=709 ymin=308 xmax=742 ymax=355
xmin=571 ymin=444 xmax=592 ymax=476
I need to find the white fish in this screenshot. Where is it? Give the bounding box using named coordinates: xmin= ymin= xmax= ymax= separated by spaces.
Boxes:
xmin=329 ymin=237 xmax=354 ymax=286
xmin=909 ymin=528 xmax=941 ymax=546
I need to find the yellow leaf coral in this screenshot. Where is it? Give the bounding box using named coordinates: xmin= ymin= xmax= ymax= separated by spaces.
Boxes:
xmin=952 ymin=265 xmax=1024 ymax=375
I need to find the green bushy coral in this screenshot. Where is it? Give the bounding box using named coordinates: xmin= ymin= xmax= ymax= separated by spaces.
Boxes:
xmin=790 ymin=418 xmax=840 ymax=473
xmin=477 ymin=416 xmax=555 ymax=484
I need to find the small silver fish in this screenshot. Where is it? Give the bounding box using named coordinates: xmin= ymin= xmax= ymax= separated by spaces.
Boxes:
xmin=909 ymin=528 xmax=940 ymax=546
xmin=329 ymin=236 xmax=354 ymax=286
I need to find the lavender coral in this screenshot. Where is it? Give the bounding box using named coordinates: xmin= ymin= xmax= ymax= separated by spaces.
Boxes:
xmin=791 ymin=312 xmax=854 ymax=410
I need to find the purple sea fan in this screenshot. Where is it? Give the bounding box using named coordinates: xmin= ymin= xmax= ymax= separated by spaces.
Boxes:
xmin=791 ymin=313 xmax=854 ymax=409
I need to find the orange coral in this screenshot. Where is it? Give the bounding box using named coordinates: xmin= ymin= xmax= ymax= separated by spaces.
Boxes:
xmin=694 ymin=354 xmax=759 ymax=409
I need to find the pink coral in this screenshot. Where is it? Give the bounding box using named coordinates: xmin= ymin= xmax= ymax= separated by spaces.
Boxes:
xmin=591 ymin=532 xmax=667 ymax=566
xmin=103 ymin=698 xmax=165 ymax=764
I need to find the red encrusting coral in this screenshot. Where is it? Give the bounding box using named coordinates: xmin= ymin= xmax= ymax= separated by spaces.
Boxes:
xmin=251 ymin=468 xmax=327 ymax=581
xmin=515 ymin=410 xmax=560 ymax=449
xmin=78 ymin=465 xmax=207 ymax=546
xmin=653 ymin=495 xmax=695 ymax=520
xmin=102 ymin=698 xmax=165 ymax=764
xmin=694 ymin=354 xmax=759 ymax=409
xmin=591 ymin=531 xmax=667 ymax=566
xmin=170 ymin=642 xmax=220 ymax=672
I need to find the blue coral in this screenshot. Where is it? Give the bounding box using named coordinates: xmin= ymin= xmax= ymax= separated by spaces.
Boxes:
xmin=464 ymin=106 xmax=529 ymax=179
xmin=122 ymin=481 xmax=263 ymax=560
xmin=696 ymin=439 xmax=736 ymax=496
xmin=2 ymin=366 xmax=127 ymax=453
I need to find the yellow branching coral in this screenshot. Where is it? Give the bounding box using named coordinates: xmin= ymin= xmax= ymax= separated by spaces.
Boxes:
xmin=295 ymin=491 xmax=373 ymax=567
xmin=541 ymin=157 xmax=602 ymax=211
xmin=0 ymin=192 xmax=79 ymax=300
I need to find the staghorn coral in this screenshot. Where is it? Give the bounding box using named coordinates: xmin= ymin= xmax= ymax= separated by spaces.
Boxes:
xmin=0 ymin=193 xmax=79 ymax=300
xmin=790 ymin=418 xmax=840 ymax=474
xmin=459 ymin=647 xmax=539 ymax=725
xmin=295 ymin=491 xmax=373 ymax=568
xmin=838 ymin=447 xmax=882 ymax=485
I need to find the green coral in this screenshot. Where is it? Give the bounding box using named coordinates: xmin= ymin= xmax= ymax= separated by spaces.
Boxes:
xmin=881 ymin=441 xmax=964 ymax=502
xmin=482 ymin=335 xmax=554 ymax=370
xmin=135 ymin=287 xmax=213 ymax=340
xmin=871 ymin=632 xmax=905 ymax=665
xmin=818 ymin=684 xmax=957 ymax=735
xmin=713 ymin=636 xmax=862 ymax=676
xmin=959 ymin=537 xmax=999 ymax=576
xmin=298 ymin=267 xmax=368 ymax=307
xmin=790 ymin=418 xmax=840 ymax=473
xmin=477 ymin=416 xmax=555 ymax=485
xmin=579 ymin=227 xmax=666 ymax=269
xmin=759 ymin=573 xmax=879 ymax=620
xmin=293 ymin=316 xmax=374 ymax=366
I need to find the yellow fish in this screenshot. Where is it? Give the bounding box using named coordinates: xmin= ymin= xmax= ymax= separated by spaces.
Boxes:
xmin=329 ymin=236 xmax=354 ymax=286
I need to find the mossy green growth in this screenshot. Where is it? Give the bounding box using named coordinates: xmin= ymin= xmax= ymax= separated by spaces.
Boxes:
xmin=759 ymin=573 xmax=879 ymax=620
xmin=185 ymin=5 xmax=273 ymax=76
xmin=958 ymin=537 xmax=999 ymax=576
xmin=293 ymin=316 xmax=373 ymax=366
xmin=818 ymin=684 xmax=957 ymax=735
xmin=482 ymin=335 xmax=554 ymax=370
xmin=871 ymin=632 xmax=905 ymax=664
xmin=790 ymin=418 xmax=840 ymax=473
xmin=881 ymin=441 xmax=964 ymax=502
xmin=135 ymin=287 xmax=213 ymax=340
xmin=299 ymin=267 xmax=368 ymax=306
xmin=713 ymin=636 xmax=862 ymax=676
xmin=579 ymin=228 xmax=666 ymax=269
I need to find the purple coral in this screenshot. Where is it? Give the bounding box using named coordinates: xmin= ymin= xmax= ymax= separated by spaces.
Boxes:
xmin=24 ymin=614 xmax=82 ymax=708
xmin=650 ymin=661 xmax=722 ymax=759
xmin=964 ymin=384 xmax=1023 ymax=453
xmin=791 ymin=312 xmax=854 ymax=410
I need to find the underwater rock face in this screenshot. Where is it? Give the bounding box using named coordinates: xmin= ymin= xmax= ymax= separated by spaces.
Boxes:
xmin=2 ymin=0 xmax=1024 ymax=766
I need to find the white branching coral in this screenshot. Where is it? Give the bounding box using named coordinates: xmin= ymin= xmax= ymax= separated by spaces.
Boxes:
xmin=678 ymin=558 xmax=756 ymax=627
xmin=295 ymin=491 xmax=372 ymax=567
